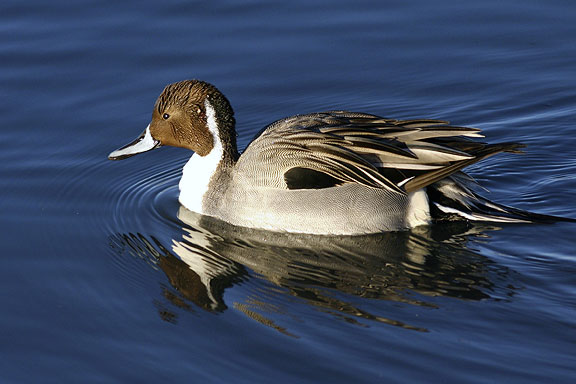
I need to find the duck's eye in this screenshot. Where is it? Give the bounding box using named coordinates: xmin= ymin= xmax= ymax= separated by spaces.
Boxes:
xmin=162 ymin=113 xmax=170 ymax=120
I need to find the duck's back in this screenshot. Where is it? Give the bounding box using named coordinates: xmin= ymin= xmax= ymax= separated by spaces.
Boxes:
xmin=233 ymin=111 xmax=416 ymax=190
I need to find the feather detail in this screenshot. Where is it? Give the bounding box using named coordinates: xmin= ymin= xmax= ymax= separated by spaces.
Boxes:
xmin=236 ymin=111 xmax=525 ymax=195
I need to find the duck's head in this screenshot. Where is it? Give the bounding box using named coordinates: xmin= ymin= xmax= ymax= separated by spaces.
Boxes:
xmin=109 ymin=80 xmax=238 ymax=161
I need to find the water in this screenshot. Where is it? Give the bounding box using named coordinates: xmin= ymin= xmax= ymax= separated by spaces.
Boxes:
xmin=1 ymin=0 xmax=575 ymax=382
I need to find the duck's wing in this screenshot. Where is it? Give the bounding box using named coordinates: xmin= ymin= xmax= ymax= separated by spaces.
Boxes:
xmin=237 ymin=111 xmax=524 ymax=193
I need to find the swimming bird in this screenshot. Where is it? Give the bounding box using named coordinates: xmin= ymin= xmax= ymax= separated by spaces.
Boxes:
xmin=109 ymin=80 xmax=573 ymax=234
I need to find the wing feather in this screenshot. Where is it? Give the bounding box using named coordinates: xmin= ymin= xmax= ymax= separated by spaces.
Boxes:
xmin=236 ymin=111 xmax=523 ymax=194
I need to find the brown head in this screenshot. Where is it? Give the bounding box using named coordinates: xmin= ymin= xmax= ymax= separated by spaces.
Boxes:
xmin=109 ymin=80 xmax=238 ymax=163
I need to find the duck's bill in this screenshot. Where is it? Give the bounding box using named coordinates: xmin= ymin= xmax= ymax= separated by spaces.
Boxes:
xmin=108 ymin=124 xmax=161 ymax=160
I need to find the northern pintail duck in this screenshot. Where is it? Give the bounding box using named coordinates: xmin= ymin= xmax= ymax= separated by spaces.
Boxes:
xmin=109 ymin=80 xmax=573 ymax=234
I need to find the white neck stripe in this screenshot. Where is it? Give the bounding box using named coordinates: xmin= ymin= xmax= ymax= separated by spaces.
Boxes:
xmin=178 ymin=99 xmax=224 ymax=214
xmin=205 ymin=98 xmax=223 ymax=158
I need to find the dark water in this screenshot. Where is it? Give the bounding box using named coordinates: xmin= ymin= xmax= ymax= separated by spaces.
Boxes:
xmin=1 ymin=0 xmax=575 ymax=382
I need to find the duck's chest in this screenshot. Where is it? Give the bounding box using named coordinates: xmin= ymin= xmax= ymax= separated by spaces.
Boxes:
xmin=178 ymin=152 xmax=227 ymax=214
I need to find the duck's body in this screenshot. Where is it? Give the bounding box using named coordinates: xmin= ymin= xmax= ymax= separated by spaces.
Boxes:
xmin=181 ymin=157 xmax=431 ymax=234
xmin=109 ymin=80 xmax=573 ymax=235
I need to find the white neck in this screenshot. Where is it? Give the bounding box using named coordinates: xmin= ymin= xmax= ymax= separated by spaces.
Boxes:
xmin=178 ymin=99 xmax=224 ymax=213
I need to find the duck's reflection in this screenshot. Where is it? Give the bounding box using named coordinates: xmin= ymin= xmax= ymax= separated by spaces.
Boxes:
xmin=111 ymin=207 xmax=516 ymax=333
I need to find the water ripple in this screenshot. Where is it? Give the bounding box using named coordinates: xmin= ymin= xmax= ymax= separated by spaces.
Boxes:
xmin=102 ymin=156 xmax=186 ymax=231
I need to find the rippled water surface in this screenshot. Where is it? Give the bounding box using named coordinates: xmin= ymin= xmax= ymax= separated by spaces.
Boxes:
xmin=1 ymin=0 xmax=576 ymax=383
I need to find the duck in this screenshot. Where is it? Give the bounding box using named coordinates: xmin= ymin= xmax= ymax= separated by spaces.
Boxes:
xmin=109 ymin=80 xmax=574 ymax=235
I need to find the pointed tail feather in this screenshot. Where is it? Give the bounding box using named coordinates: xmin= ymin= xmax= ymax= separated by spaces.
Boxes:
xmin=404 ymin=142 xmax=525 ymax=193
xmin=428 ymin=176 xmax=576 ymax=224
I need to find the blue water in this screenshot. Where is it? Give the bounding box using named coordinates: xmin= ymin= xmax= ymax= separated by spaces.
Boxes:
xmin=1 ymin=0 xmax=576 ymax=382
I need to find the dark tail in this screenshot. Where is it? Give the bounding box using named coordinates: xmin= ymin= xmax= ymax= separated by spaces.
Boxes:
xmin=428 ymin=174 xmax=576 ymax=224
